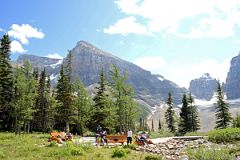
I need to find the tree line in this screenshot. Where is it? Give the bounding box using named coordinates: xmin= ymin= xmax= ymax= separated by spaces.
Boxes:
xmin=0 ymin=34 xmax=136 ymax=135
xmin=163 ymin=80 xmax=236 ymax=135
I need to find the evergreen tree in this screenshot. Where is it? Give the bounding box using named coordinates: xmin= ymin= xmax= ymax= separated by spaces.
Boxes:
xmin=140 ymin=117 xmax=143 ymax=130
xmin=73 ymin=77 xmax=91 ymax=135
xmin=110 ymin=65 xmax=136 ymax=132
xmin=13 ymin=61 xmax=37 ymax=134
xmin=151 ymin=119 xmax=154 ymax=132
xmin=91 ymin=70 xmax=112 ymax=131
xmin=33 ymin=69 xmax=57 ymax=132
xmin=158 ymin=119 xmax=162 ymax=130
xmin=55 ymin=51 xmax=74 ymax=131
xmin=233 ymin=113 xmax=240 ymax=128
xmin=165 ymin=92 xmax=176 ymax=133
xmin=178 ymin=94 xmax=191 ymax=134
xmin=188 ymin=93 xmax=200 ymax=132
xmin=0 ymin=34 xmax=14 ymax=131
xmin=215 ymin=81 xmax=232 ymax=129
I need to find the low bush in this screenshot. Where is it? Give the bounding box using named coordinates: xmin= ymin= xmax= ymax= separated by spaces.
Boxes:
xmin=112 ymin=147 xmax=129 ymax=158
xmin=144 ymin=154 xmax=163 ymax=160
xmin=70 ymin=147 xmax=84 ymax=156
xmin=123 ymin=144 xmax=137 ymax=150
xmin=47 ymin=141 xmax=58 ymax=147
xmin=208 ymin=128 xmax=240 ymax=143
xmin=187 ymin=147 xmax=234 ymax=160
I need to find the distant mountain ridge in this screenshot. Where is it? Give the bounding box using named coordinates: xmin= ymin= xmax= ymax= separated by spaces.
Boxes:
xmin=226 ymin=53 xmax=240 ymax=99
xmin=189 ymin=73 xmax=218 ymax=101
xmin=12 ymin=40 xmax=187 ymax=107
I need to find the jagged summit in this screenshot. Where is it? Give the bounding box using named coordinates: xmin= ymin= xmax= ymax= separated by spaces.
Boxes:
xmin=200 ymin=73 xmax=213 ymax=80
xmin=189 ymin=73 xmax=217 ymax=101
xmin=76 ymin=40 xmax=95 ymax=48
xmin=73 ymin=40 xmax=118 ymax=59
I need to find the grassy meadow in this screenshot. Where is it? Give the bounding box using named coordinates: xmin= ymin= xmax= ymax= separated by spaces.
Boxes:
xmin=0 ymin=133 xmax=158 ymax=160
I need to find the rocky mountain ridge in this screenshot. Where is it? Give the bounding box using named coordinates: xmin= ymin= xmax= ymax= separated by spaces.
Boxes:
xmin=12 ymin=41 xmax=187 ymax=107
xmin=189 ymin=73 xmax=218 ymax=101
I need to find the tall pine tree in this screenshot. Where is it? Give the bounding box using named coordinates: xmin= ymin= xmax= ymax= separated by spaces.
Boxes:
xmin=73 ymin=77 xmax=91 ymax=135
xmin=178 ymin=94 xmax=191 ymax=135
xmin=215 ymin=81 xmax=232 ymax=129
xmin=0 ymin=34 xmax=14 ymax=131
xmin=91 ymin=70 xmax=112 ymax=131
xmin=165 ymin=92 xmax=176 ymax=133
xmin=13 ymin=61 xmax=37 ymax=134
xmin=110 ymin=65 xmax=136 ymax=132
xmin=55 ymin=51 xmax=74 ymax=131
xmin=188 ymin=93 xmax=200 ymax=132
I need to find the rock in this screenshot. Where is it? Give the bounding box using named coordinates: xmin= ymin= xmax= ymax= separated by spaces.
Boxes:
xmin=189 ymin=73 xmax=217 ymax=100
xmin=167 ymin=144 xmax=174 ymax=149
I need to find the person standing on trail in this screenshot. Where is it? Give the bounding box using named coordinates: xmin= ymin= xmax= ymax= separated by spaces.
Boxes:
xmin=127 ymin=129 xmax=133 ymax=145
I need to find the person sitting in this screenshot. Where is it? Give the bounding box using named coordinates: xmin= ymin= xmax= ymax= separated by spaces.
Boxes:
xmin=101 ymin=130 xmax=108 ymax=145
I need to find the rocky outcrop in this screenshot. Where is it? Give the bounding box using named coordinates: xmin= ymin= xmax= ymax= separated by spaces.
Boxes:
xmin=226 ymin=54 xmax=240 ymax=99
xmin=189 ymin=73 xmax=217 ymax=100
xmin=136 ymin=138 xmax=236 ymax=160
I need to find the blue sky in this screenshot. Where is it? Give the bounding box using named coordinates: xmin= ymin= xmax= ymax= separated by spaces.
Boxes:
xmin=1 ymin=0 xmax=240 ymax=87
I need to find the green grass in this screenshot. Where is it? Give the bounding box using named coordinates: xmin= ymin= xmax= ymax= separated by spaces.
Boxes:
xmin=0 ymin=132 xmax=152 ymax=160
xmin=186 ymin=147 xmax=235 ymax=160
xmin=208 ymin=128 xmax=240 ymax=143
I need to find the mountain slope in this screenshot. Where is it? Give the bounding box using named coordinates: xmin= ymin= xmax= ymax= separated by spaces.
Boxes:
xmin=13 ymin=41 xmax=187 ymax=106
xmin=226 ymin=53 xmax=240 ymax=99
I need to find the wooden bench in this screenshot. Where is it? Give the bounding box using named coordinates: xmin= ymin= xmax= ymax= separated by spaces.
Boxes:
xmin=106 ymin=135 xmax=127 ymax=145
xmin=48 ymin=132 xmax=73 ymax=143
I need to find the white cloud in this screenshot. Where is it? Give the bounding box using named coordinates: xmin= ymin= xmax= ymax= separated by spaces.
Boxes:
xmin=134 ymin=56 xmax=230 ymax=88
xmin=10 ymin=40 xmax=26 ymax=53
xmin=106 ymin=0 xmax=240 ymax=38
xmin=46 ymin=53 xmax=63 ymax=59
xmin=8 ymin=24 xmax=44 ymax=44
xmin=103 ymin=16 xmax=149 ymax=35
xmin=0 ymin=28 xmax=5 ymax=32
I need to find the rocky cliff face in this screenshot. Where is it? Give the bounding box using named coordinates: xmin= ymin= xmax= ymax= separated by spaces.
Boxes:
xmin=189 ymin=73 xmax=217 ymax=100
xmin=226 ymin=54 xmax=240 ymax=99
xmin=12 ymin=41 xmax=187 ymax=105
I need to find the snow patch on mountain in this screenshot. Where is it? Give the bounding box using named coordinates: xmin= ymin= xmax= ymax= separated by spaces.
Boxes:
xmin=157 ymin=76 xmax=164 ymax=81
xmin=50 ymin=59 xmax=63 ymax=69
xmin=50 ymin=74 xmax=58 ymax=82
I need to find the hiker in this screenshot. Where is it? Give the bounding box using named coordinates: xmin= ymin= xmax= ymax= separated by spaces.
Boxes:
xmin=127 ymin=129 xmax=132 ymax=145
xmin=101 ymin=130 xmax=108 ymax=145
xmin=97 ymin=125 xmax=102 ymax=134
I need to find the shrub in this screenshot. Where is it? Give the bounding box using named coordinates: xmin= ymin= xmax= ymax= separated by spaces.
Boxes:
xmin=79 ymin=142 xmax=93 ymax=152
xmin=123 ymin=144 xmax=137 ymax=150
xmin=70 ymin=148 xmax=84 ymax=156
xmin=47 ymin=141 xmax=58 ymax=147
xmin=112 ymin=147 xmax=129 ymax=158
xmin=208 ymin=128 xmax=240 ymax=143
xmin=144 ymin=155 xmax=163 ymax=160
xmin=187 ymin=147 xmax=234 ymax=160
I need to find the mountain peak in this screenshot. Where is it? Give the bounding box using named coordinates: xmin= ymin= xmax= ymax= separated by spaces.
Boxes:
xmin=73 ymin=40 xmax=118 ymax=59
xmin=77 ymin=40 xmax=95 ymax=48
xmin=201 ymin=73 xmax=212 ymax=79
